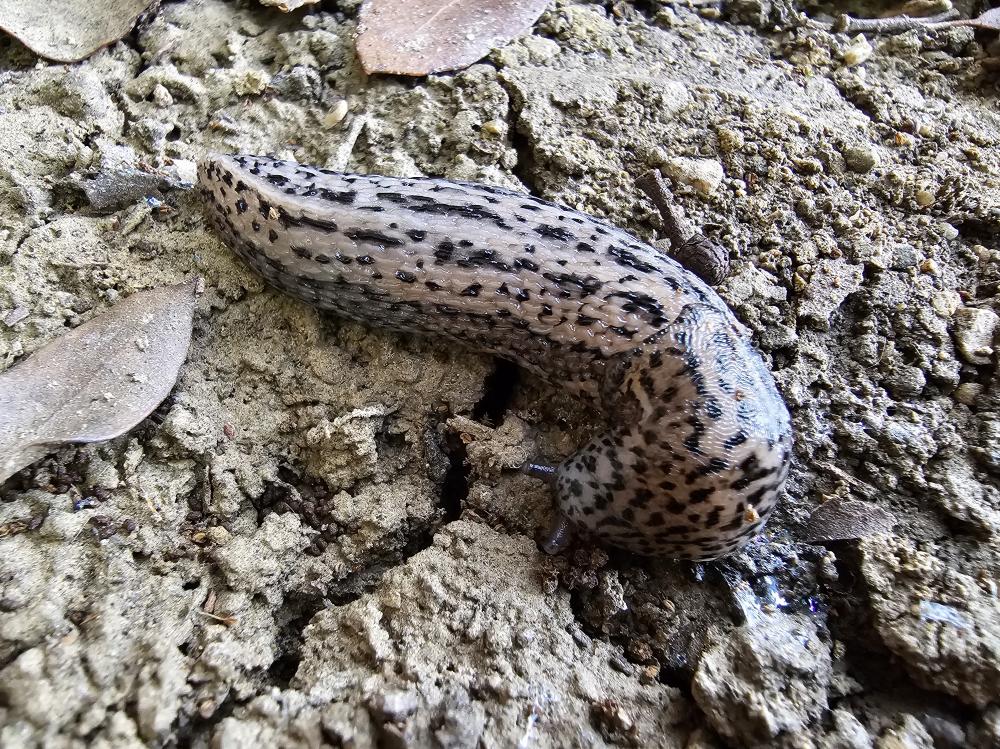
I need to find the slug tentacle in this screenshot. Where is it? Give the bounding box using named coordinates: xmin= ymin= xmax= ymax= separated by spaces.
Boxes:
xmin=198 ymin=153 xmax=793 ymax=560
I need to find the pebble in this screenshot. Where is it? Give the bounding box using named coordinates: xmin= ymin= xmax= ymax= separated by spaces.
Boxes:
xmin=842 ymin=35 xmax=874 ymax=67
xmin=169 ymin=159 xmax=199 ymax=186
xmin=843 ymin=144 xmax=879 ymax=173
xmin=324 ymin=99 xmax=349 ymax=127
xmin=952 ymin=307 xmax=999 ymax=365
xmin=233 ymin=69 xmax=271 ymax=96
xmin=481 ymin=119 xmax=505 ymax=136
xmin=919 ymin=258 xmax=940 ymax=276
xmin=930 ymin=290 xmax=960 ymax=318
xmin=920 ymin=715 xmax=966 ymax=749
xmin=884 ymin=365 xmax=926 ymax=399
xmin=937 ymin=222 xmax=959 ymax=240
xmin=152 ymin=84 xmax=173 ymax=108
xmin=3 ymin=306 xmax=28 ymax=326
xmin=794 ymin=157 xmax=823 ymax=175
xmin=369 ymin=690 xmax=419 ymax=722
xmin=664 ymin=156 xmax=724 ymax=196
xmin=523 ymin=36 xmax=560 ymax=63
xmin=953 ymin=382 xmax=983 ymax=406
xmin=571 ymin=627 xmax=593 ymax=650
xmin=889 ymin=243 xmax=920 ymax=270
xmin=716 ymin=126 xmax=744 ymax=153
xmin=609 ymin=654 xmax=634 ymax=674
xmin=207 ymin=526 xmax=232 ymax=545
xmin=240 ymin=19 xmax=264 ymax=36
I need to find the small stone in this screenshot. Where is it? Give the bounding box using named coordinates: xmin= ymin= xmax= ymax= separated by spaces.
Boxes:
xmin=240 ymin=19 xmax=264 ymax=36
xmin=895 ymin=132 xmax=916 ymax=148
xmin=953 ymin=382 xmax=983 ymax=406
xmin=876 ymin=714 xmax=934 ymax=749
xmin=609 ymin=653 xmax=634 ymax=674
xmin=919 ymin=258 xmax=940 ymax=275
xmin=3 ymin=306 xmax=28 ymax=326
xmin=169 ymin=159 xmax=198 ymax=185
xmin=716 ymin=126 xmax=744 ymax=153
xmin=368 ymin=690 xmax=419 ymax=722
xmin=626 ymin=639 xmax=653 ymax=662
xmin=953 ymin=307 xmax=999 ymax=365
xmin=324 ymin=99 xmax=349 ymax=127
xmin=515 ymin=628 xmax=535 ymax=646
xmin=151 ymin=84 xmax=173 ymax=108
xmin=664 ymin=157 xmax=725 ymax=196
xmin=571 ymin=627 xmax=593 ymax=649
xmin=522 ymin=36 xmax=560 ymax=63
xmin=233 ymin=69 xmax=271 ymax=96
xmin=915 ymin=189 xmax=935 ymax=207
xmin=794 ymin=158 xmax=823 ymax=175
xmin=930 ymin=290 xmax=960 ymax=318
xmin=884 ymin=365 xmax=926 ymax=399
xmin=842 ymin=35 xmax=874 ymax=67
xmin=889 ymin=243 xmax=919 ymax=269
xmin=481 ymin=119 xmax=505 ymax=136
xmin=207 ymin=526 xmax=231 ymax=545
xmin=920 ymin=714 xmax=966 ymax=748
xmin=843 ymin=144 xmax=879 ymax=173
xmin=937 ymin=222 xmax=959 ymax=240
xmin=259 ymin=0 xmax=320 ymax=11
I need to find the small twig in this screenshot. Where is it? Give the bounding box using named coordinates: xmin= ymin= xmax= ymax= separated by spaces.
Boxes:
xmin=635 ymin=170 xmax=688 ymax=248
xmin=198 ymin=610 xmax=237 ymax=627
xmin=331 ymin=114 xmax=369 ymax=172
xmin=834 ymin=9 xmax=959 ymax=35
xmin=635 ymin=169 xmax=730 ymax=286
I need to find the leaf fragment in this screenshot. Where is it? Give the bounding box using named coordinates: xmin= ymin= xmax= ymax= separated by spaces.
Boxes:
xmin=0 ymin=0 xmax=155 ymax=63
xmin=804 ymin=497 xmax=896 ymax=543
xmin=953 ymin=7 xmax=1000 ymax=31
xmin=356 ymin=0 xmax=551 ymax=76
xmin=0 ymin=281 xmax=197 ymax=484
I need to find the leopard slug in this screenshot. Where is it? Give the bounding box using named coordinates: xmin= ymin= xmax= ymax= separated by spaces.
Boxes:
xmin=198 ymin=154 xmax=793 ymax=561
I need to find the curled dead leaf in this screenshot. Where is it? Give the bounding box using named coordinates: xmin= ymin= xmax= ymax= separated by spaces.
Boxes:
xmin=0 ymin=281 xmax=197 ymax=484
xmin=804 ymin=497 xmax=896 ymax=542
xmin=356 ymin=0 xmax=551 ymax=76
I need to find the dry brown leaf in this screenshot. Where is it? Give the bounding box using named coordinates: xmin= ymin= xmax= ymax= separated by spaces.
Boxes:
xmin=356 ymin=0 xmax=550 ymax=76
xmin=954 ymin=7 xmax=1000 ymax=31
xmin=0 ymin=281 xmax=197 ymax=484
xmin=804 ymin=497 xmax=896 ymax=542
xmin=0 ymin=0 xmax=155 ymax=63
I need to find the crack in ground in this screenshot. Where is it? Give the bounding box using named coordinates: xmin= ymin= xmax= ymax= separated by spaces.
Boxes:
xmin=324 ymin=357 xmax=523 ymax=607
xmin=472 ymin=357 xmax=519 ymax=427
xmin=266 ymin=591 xmax=326 ymax=688
xmin=499 ymin=76 xmax=542 ymax=198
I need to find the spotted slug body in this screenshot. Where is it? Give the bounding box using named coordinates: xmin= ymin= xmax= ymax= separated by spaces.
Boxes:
xmin=198 ymin=154 xmax=793 ymax=561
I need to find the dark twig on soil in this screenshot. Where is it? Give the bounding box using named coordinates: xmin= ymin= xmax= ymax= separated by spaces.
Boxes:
xmin=833 ymin=9 xmax=959 ymax=35
xmin=636 ymin=169 xmax=730 ymax=286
